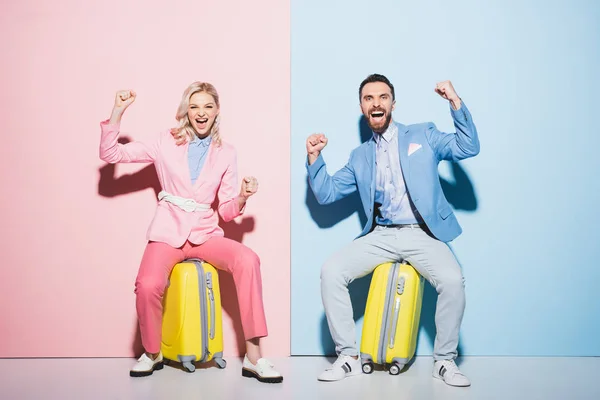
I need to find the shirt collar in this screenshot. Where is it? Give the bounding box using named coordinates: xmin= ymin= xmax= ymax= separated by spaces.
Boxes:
xmin=373 ymin=121 xmax=398 ymax=144
xmin=190 ymin=134 xmax=212 ymax=148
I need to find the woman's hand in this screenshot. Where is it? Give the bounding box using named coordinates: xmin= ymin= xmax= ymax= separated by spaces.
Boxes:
xmin=109 ymin=90 xmax=136 ymax=124
xmin=240 ymin=176 xmax=258 ymax=199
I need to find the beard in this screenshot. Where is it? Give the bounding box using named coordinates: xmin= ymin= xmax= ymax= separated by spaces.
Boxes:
xmin=365 ymin=107 xmax=392 ymax=133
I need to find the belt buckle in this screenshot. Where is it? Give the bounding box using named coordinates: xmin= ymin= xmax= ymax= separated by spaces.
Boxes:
xmin=395 ymin=223 xmax=416 ymax=229
xmin=182 ymin=199 xmax=196 ymax=212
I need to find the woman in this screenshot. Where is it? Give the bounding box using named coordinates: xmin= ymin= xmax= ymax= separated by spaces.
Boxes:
xmin=99 ymin=82 xmax=282 ymax=383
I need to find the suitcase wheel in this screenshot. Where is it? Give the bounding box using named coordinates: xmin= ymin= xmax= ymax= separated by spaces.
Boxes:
xmin=361 ymin=361 xmax=374 ymax=374
xmin=183 ymin=361 xmax=196 ymax=373
xmin=389 ymin=362 xmax=402 ymax=376
xmin=215 ymin=357 xmax=227 ymax=369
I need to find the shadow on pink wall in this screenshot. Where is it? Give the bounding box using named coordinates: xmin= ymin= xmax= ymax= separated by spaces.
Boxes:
xmin=98 ymin=137 xmax=252 ymax=356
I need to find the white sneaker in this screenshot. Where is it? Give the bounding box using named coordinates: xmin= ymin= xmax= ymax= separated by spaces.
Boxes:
xmin=242 ymin=355 xmax=283 ymax=383
xmin=129 ymin=352 xmax=164 ymax=377
xmin=318 ymin=355 xmax=362 ymax=382
xmin=433 ymin=359 xmax=471 ymax=387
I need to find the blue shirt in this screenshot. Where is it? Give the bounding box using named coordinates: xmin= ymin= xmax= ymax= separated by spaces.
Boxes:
xmin=373 ymin=123 xmax=421 ymax=225
xmin=188 ymin=135 xmax=212 ymax=185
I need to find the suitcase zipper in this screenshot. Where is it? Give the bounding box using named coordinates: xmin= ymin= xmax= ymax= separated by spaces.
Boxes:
xmin=378 ymin=262 xmax=399 ymax=364
xmin=191 ymin=259 xmax=209 ymax=362
xmin=388 ymin=275 xmax=405 ymax=349
xmin=207 ymin=272 xmax=216 ymax=340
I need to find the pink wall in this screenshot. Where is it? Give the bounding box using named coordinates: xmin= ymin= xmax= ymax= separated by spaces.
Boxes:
xmin=0 ymin=0 xmax=290 ymax=357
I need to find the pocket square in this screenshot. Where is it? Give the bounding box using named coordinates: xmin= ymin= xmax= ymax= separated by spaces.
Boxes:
xmin=408 ymin=143 xmax=422 ymax=156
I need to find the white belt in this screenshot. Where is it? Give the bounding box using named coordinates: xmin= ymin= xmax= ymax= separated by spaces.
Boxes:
xmin=158 ymin=191 xmax=211 ymax=212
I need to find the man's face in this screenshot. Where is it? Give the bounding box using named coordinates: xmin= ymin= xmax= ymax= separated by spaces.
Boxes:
xmin=360 ymin=82 xmax=395 ymax=133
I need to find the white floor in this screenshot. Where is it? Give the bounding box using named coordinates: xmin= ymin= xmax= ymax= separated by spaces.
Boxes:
xmin=1 ymin=356 xmax=599 ymax=400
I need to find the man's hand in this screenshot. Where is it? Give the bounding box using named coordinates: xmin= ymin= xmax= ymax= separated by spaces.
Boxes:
xmin=435 ymin=80 xmax=461 ymax=110
xmin=306 ymin=133 xmax=328 ymax=165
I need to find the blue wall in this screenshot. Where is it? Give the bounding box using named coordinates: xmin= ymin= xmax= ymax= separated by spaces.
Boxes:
xmin=291 ymin=0 xmax=600 ymax=356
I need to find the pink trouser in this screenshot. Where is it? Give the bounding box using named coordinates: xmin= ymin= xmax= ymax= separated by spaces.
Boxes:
xmin=134 ymin=236 xmax=268 ymax=354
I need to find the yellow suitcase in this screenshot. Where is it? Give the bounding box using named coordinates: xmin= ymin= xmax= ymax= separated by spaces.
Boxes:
xmin=360 ymin=260 xmax=425 ymax=375
xmin=161 ymin=258 xmax=226 ymax=372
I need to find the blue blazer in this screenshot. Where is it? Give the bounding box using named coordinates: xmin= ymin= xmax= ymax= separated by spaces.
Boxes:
xmin=306 ymin=102 xmax=480 ymax=243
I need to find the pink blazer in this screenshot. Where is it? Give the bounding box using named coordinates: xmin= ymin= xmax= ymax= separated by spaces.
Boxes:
xmin=99 ymin=120 xmax=245 ymax=248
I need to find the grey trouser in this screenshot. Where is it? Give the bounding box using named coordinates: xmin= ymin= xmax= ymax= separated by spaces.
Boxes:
xmin=321 ymin=224 xmax=466 ymax=360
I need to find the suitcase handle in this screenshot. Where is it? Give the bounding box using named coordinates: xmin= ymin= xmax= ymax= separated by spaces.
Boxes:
xmin=207 ymin=272 xmax=216 ymax=340
xmin=388 ymin=297 xmax=401 ymax=349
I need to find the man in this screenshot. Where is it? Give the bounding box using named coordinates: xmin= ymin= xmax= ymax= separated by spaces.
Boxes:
xmin=305 ymin=74 xmax=480 ymax=387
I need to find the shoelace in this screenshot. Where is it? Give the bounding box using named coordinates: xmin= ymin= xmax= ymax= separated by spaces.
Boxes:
xmin=256 ymin=358 xmax=275 ymax=372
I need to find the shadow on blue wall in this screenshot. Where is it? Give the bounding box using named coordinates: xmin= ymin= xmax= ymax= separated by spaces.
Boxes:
xmin=305 ymin=116 xmax=478 ymax=357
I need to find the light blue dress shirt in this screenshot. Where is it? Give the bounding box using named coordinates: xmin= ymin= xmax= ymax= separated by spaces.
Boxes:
xmin=373 ymin=123 xmax=421 ymax=225
xmin=188 ymin=135 xmax=212 ymax=185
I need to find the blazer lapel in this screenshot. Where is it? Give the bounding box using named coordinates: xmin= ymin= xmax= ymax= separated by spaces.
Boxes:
xmin=364 ymin=139 xmax=376 ymax=203
xmin=395 ymin=122 xmax=411 ymax=185
xmin=177 ymin=141 xmax=196 ymax=195
xmin=192 ymin=141 xmax=218 ymax=192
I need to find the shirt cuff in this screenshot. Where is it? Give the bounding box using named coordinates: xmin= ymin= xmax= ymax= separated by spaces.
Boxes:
xmin=450 ymin=100 xmax=469 ymax=121
xmin=306 ymin=153 xmax=325 ymax=176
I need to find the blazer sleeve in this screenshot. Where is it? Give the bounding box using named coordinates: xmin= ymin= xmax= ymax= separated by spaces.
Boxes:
xmin=306 ymin=152 xmax=357 ymax=205
xmin=217 ymin=149 xmax=245 ymax=222
xmin=99 ymin=120 xmax=159 ymax=163
xmin=425 ymin=101 xmax=480 ymax=162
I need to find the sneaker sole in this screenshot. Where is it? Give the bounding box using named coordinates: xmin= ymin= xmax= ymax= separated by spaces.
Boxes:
xmin=317 ymin=370 xmax=362 ymax=382
xmin=130 ymin=361 xmax=164 ymax=377
xmin=242 ymin=367 xmax=283 ymax=383
xmin=432 ymin=374 xmax=471 ymax=387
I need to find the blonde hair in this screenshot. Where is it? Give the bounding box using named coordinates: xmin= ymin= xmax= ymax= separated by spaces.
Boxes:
xmin=172 ymin=81 xmax=221 ymax=146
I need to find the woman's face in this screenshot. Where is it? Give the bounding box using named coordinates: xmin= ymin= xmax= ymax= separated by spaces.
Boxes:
xmin=187 ymin=91 xmax=219 ymax=137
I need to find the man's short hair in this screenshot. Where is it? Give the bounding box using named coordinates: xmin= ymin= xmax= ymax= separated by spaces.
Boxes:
xmin=359 ymin=74 xmax=395 ymax=101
